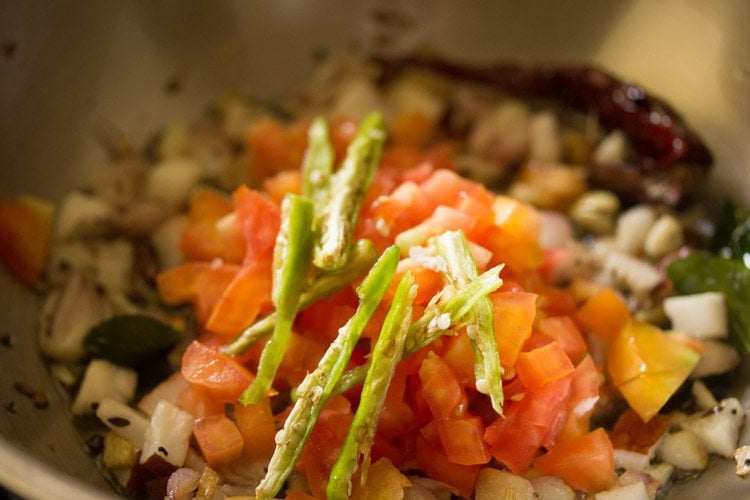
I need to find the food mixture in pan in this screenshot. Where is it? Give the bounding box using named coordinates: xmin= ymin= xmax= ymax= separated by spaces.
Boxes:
xmin=2 ymin=54 xmax=750 ymax=499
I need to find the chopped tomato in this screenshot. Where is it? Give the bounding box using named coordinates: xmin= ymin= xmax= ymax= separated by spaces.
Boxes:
xmin=515 ymin=341 xmax=575 ymax=388
xmin=277 ymin=332 xmax=328 ymax=388
xmin=484 ymin=376 xmax=572 ymax=473
xmin=395 ymin=205 xmax=475 ymax=252
xmin=384 ymin=258 xmax=442 ymax=306
xmin=418 ymin=353 xmax=467 ymax=419
xmin=440 ymin=332 xmax=476 ymax=388
xmin=263 ymin=169 xmax=301 ymax=204
xmin=234 ymin=399 xmax=277 ymax=462
xmin=558 ymin=355 xmax=602 ymax=442
xmin=419 ymin=169 xmax=494 ymax=212
xmin=536 ymin=316 xmax=588 ymax=363
xmin=609 ymin=408 xmax=670 ymax=454
xmin=577 ymin=287 xmax=631 ymax=342
xmin=435 ymin=415 xmax=491 ymax=465
xmin=0 ymin=195 xmax=54 ymax=286
xmin=181 ymin=341 xmax=255 ymax=403
xmin=180 ymin=188 xmax=244 ymax=264
xmin=379 ymin=143 xmax=423 ymax=172
xmin=296 ymin=395 xmax=354 ymax=499
xmin=415 ymin=435 xmax=479 ymax=497
xmin=492 ymin=195 xmax=541 ymax=241
xmin=295 ymin=287 xmax=358 ymax=344
xmin=193 ymin=415 xmax=245 ymax=467
xmin=177 ymin=384 xmax=225 ymax=418
xmin=534 ymin=428 xmax=616 ymax=494
xmin=205 ymin=261 xmax=273 ymax=338
xmin=246 ymin=117 xmax=309 ymax=182
xmin=156 ymin=262 xmax=240 ymax=325
xmin=608 ymin=320 xmax=701 ymax=421
xmin=490 ymin=291 xmax=538 ymax=368
xmin=232 ymin=186 xmax=280 ymax=264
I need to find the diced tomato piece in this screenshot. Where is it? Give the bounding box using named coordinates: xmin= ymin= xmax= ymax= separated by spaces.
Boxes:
xmin=537 ymin=315 xmax=586 ymax=362
xmin=559 ymin=355 xmax=602 ymax=442
xmin=484 ymin=376 xmax=572 ymax=473
xmin=440 ymin=332 xmax=476 ymax=388
xmin=234 ymin=399 xmax=277 ymax=462
xmin=180 ymin=188 xmax=245 ymax=264
xmin=419 ymin=169 xmax=493 ymax=212
xmin=177 ymin=384 xmax=225 ymax=418
xmin=478 ymin=225 xmax=545 ymax=273
xmin=205 ymin=260 xmax=272 ymax=338
xmin=181 ymin=341 xmax=255 ymax=403
xmin=421 ymin=141 xmax=458 ymax=172
xmin=156 ymin=262 xmax=240 ymax=325
xmin=401 ymin=161 xmax=436 ymax=184
xmin=608 ymin=320 xmax=700 ymax=421
xmin=371 ymin=433 xmax=406 ymax=468
xmin=297 ymin=395 xmax=354 ymax=498
xmin=295 ymin=287 xmax=358 ymax=344
xmin=492 ymin=195 xmax=541 ymax=241
xmin=232 ymin=186 xmax=280 ymax=264
xmin=436 ymin=415 xmax=491 ymax=465
xmin=577 ymin=287 xmax=631 ymax=342
xmin=490 ymin=291 xmax=538 ymax=368
xmin=534 ymin=428 xmax=616 ymax=494
xmin=384 ymin=258 xmax=443 ymax=306
xmin=0 ymin=195 xmax=54 ymax=286
xmin=391 ymin=110 xmax=437 ymax=148
xmin=418 ymin=354 xmax=466 ymax=419
xmin=609 ymin=408 xmax=670 ymax=454
xmin=395 ymin=205 xmax=475 ymax=251
xmin=263 ymin=169 xmax=301 ymax=205
xmin=516 ymin=341 xmax=575 ymax=388
xmin=415 ymin=435 xmax=479 ymax=497
xmin=246 ymin=117 xmax=309 ymax=182
xmin=277 ymin=332 xmax=328 ymax=388
xmin=193 ymin=415 xmax=244 ymax=467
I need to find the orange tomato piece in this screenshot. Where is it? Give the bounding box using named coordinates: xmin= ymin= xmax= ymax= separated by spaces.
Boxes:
xmin=180 ymin=188 xmax=245 ymax=264
xmin=0 ymin=195 xmax=54 ymax=286
xmin=181 ymin=341 xmax=255 ymax=403
xmin=515 ymin=341 xmax=575 ymax=389
xmin=246 ymin=117 xmax=309 ymax=182
xmin=234 ymin=399 xmax=277 ymax=462
xmin=534 ymin=428 xmax=616 ymax=494
xmin=490 ymin=291 xmax=538 ymax=368
xmin=492 ymin=195 xmax=541 ymax=241
xmin=156 ymin=262 xmax=240 ymax=325
xmin=193 ymin=414 xmax=245 ymax=467
xmin=440 ymin=332 xmax=476 ymax=388
xmin=205 ymin=260 xmax=273 ymax=338
xmin=263 ymin=169 xmax=301 ymax=205
xmin=607 ymin=320 xmax=701 ymax=421
xmin=577 ymin=287 xmax=631 ymax=342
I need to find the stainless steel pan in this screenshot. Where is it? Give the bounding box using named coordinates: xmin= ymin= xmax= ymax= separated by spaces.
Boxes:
xmin=2 ymin=1 xmax=750 ymax=498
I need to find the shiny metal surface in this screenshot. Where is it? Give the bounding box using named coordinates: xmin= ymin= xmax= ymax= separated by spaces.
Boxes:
xmin=1 ymin=1 xmax=749 ymax=498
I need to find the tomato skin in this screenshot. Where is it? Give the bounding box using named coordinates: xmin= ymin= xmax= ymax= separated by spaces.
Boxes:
xmin=181 ymin=341 xmax=255 ymax=403
xmin=534 ymin=428 xmax=616 ymax=494
xmin=0 ymin=196 xmax=54 ymax=286
xmin=577 ymin=287 xmax=631 ymax=342
xmin=234 ymin=400 xmax=277 ymax=462
xmin=192 ymin=415 xmax=245 ymax=467
xmin=490 ymin=291 xmax=538 ymax=368
xmin=415 ymin=435 xmax=480 ymax=497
